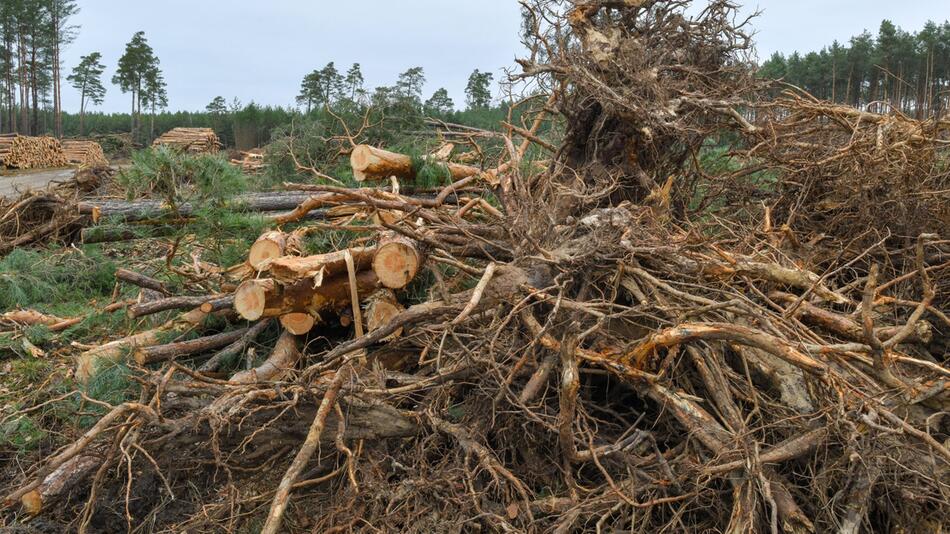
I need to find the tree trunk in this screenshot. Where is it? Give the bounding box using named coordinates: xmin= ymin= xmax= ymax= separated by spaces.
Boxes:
xmin=350 ymin=144 xmax=480 ymax=182
xmin=279 ymin=313 xmax=315 ymax=335
xmin=76 ymin=308 xmax=209 ymax=381
xmin=29 ymin=41 xmax=38 ymax=134
xmin=373 ymin=232 xmax=424 ymax=289
xmin=79 ymin=87 xmax=86 ymax=136
xmin=51 ymin=9 xmax=62 ymax=138
xmin=248 ymin=231 xmax=302 ymax=270
xmin=230 ymin=330 xmax=301 ymax=383
xmin=234 ymin=271 xmax=381 ymax=322
xmin=134 ymin=328 xmax=250 ymax=365
xmin=264 ymin=246 xmax=376 ymax=284
xmin=17 ymin=31 xmax=28 ymax=134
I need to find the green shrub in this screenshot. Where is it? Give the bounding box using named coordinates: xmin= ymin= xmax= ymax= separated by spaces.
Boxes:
xmin=117 ymin=146 xmax=248 ymax=208
xmin=0 ymin=248 xmax=117 ymax=311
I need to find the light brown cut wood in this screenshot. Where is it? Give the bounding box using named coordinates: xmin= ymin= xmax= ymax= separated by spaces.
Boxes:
xmin=364 ymin=290 xmax=405 ymax=340
xmin=230 ymin=330 xmax=301 ymax=383
xmin=350 ymin=144 xmax=480 ymax=182
xmin=152 ymin=127 xmax=221 ymax=153
xmin=0 ymin=135 xmax=69 ymax=169
xmin=280 ymin=313 xmax=316 ymax=335
xmin=234 ymin=272 xmax=381 ymax=322
xmin=61 ymin=140 xmax=108 ymax=167
xmin=1 ymin=310 xmax=67 ymax=327
xmin=248 ymin=231 xmax=301 ymax=270
xmin=234 ymin=279 xmax=278 ymax=321
xmin=264 ymin=246 xmax=376 ymax=285
xmin=373 ymin=233 xmax=423 ymax=289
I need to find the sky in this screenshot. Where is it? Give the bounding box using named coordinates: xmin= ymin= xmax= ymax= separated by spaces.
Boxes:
xmin=60 ymin=0 xmax=949 ymax=114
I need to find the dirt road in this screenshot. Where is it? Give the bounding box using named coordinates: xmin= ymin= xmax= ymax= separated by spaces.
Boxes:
xmin=0 ymin=167 xmax=76 ymax=197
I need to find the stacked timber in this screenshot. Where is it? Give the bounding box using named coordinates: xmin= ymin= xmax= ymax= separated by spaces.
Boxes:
xmin=62 ymin=140 xmax=109 ymax=168
xmin=230 ymin=149 xmax=265 ymax=173
xmin=233 ymin=231 xmax=423 ymax=335
xmin=152 ymin=128 xmax=221 ymax=154
xmin=0 ymin=134 xmax=69 ymax=169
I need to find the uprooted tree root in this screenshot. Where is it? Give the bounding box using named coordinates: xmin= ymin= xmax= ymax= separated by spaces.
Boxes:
xmin=3 ymin=1 xmax=949 ymax=533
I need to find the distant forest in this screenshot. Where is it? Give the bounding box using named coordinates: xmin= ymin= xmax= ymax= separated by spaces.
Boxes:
xmin=758 ymin=19 xmax=950 ymax=118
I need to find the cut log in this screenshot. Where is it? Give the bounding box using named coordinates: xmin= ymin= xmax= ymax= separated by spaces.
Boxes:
xmin=1 ymin=310 xmax=67 ymax=327
xmin=280 ymin=313 xmax=316 ymax=335
xmin=20 ymin=455 xmax=100 ymax=515
xmin=61 ymin=140 xmax=108 ymax=167
xmin=248 ymin=231 xmax=301 ymax=270
xmin=76 ymin=308 xmax=208 ymax=381
xmin=128 ymin=295 xmax=221 ymax=319
xmin=230 ymin=330 xmax=301 ymax=383
xmin=133 ymin=328 xmax=250 ymax=365
xmin=200 ymin=295 xmax=235 ymax=314
xmin=152 ymin=127 xmax=221 ymax=154
xmin=264 ymin=246 xmax=376 ymax=285
xmin=78 ymin=191 xmax=319 ymax=222
xmin=373 ymin=233 xmax=424 ymax=289
xmin=350 ymin=144 xmax=480 ymax=182
xmin=115 ymin=268 xmax=170 ymax=295
xmin=234 ymin=271 xmax=382 ymax=321
xmin=364 ymin=290 xmax=405 ymax=340
xmin=234 ymin=279 xmax=277 ymax=321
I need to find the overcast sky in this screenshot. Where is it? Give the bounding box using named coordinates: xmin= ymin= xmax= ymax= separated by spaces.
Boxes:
xmin=61 ymin=1 xmax=949 ymax=113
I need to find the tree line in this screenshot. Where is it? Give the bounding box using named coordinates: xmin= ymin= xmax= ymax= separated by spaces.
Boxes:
xmin=758 ymin=19 xmax=950 ymax=117
xmin=0 ymin=0 xmax=166 ymax=139
xmin=295 ymin=62 xmax=495 ymax=115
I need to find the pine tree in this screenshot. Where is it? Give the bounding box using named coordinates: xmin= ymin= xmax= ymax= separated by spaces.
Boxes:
xmin=344 ymin=63 xmax=364 ymax=101
xmin=465 ymin=69 xmax=493 ymax=109
xmin=47 ymin=0 xmax=78 ymax=137
xmin=424 ymin=87 xmax=454 ymax=115
xmin=396 ymin=67 xmax=425 ymax=101
xmin=112 ymin=31 xmax=159 ymax=139
xmin=67 ymin=51 xmax=105 ymax=135
xmin=141 ymin=65 xmax=167 ymax=140
xmin=206 ymin=95 xmax=227 ymax=114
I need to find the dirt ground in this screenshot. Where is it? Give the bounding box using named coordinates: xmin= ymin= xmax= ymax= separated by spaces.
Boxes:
xmin=0 ymin=168 xmax=77 ymax=198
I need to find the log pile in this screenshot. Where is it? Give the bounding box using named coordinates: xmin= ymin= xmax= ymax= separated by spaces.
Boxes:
xmin=3 ymin=2 xmax=950 ymax=533
xmin=230 ymin=149 xmax=265 ymax=173
xmin=152 ymin=127 xmax=222 ymax=154
xmin=61 ymin=140 xmax=109 ymax=168
xmin=0 ymin=134 xmax=69 ymax=169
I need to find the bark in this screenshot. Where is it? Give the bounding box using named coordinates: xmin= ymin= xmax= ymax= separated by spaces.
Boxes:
xmin=234 ymin=271 xmax=381 ymax=322
xmin=76 ymin=308 xmax=208 ymax=381
xmin=127 ymin=295 xmax=221 ymax=319
xmin=20 ymin=455 xmax=100 ymax=515
xmin=134 ymin=328 xmax=250 ymax=365
xmin=116 ymin=268 xmax=171 ymax=295
xmin=78 ymin=192 xmax=319 ymax=222
xmin=230 ymin=330 xmax=301 ymax=383
xmin=199 ymin=318 xmax=272 ymax=373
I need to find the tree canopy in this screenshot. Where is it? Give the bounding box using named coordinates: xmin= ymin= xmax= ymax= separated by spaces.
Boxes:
xmin=758 ymin=19 xmax=950 ymax=117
